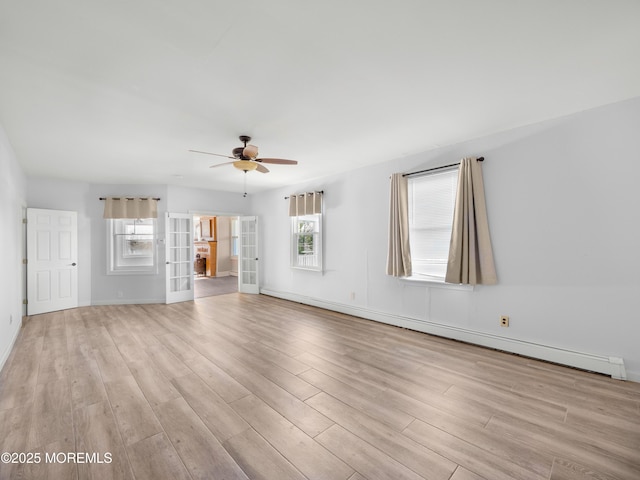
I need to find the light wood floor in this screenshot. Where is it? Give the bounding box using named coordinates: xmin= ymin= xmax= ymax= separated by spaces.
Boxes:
xmin=1 ymin=294 xmax=639 ymax=480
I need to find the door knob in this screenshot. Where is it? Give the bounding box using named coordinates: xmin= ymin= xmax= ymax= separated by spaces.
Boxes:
xmin=71 ymin=263 xmax=77 ymax=266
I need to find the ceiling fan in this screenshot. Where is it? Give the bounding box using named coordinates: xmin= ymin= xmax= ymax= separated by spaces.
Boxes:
xmin=189 ymin=135 xmax=298 ymax=173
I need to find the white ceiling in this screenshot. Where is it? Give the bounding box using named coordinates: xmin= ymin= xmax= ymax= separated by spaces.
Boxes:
xmin=1 ymin=0 xmax=639 ymax=194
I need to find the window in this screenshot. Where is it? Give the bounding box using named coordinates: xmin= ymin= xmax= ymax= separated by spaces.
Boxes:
xmin=107 ymin=218 xmax=157 ymax=274
xmin=408 ymin=167 xmax=458 ymax=282
xmin=291 ymin=213 xmax=322 ymax=271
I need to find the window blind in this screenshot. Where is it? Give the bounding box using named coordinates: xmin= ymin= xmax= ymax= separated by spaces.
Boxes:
xmin=408 ymin=167 xmax=458 ymax=279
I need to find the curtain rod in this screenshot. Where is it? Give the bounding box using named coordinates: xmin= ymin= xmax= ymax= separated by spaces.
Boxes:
xmin=99 ymin=197 xmax=161 ymax=201
xmin=403 ymin=157 xmax=484 ymax=177
xmin=284 ymin=190 xmax=324 ymax=200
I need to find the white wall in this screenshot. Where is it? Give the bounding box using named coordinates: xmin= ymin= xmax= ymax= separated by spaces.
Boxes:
xmin=0 ymin=125 xmax=26 ymax=372
xmin=167 ymin=185 xmax=247 ymax=215
xmin=252 ymin=97 xmax=640 ymax=382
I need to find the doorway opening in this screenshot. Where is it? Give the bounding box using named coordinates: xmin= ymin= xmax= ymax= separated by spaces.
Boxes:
xmin=193 ymin=215 xmax=239 ymax=298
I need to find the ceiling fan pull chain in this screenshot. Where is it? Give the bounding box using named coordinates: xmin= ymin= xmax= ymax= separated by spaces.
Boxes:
xmin=243 ymin=171 xmax=248 ymax=197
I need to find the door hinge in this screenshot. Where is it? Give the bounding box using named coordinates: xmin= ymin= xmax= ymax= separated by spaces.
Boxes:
xmin=23 ymin=299 xmax=28 ymax=305
xmin=22 ymin=259 xmax=28 ymax=264
xmin=22 ymin=218 xmax=27 ymax=224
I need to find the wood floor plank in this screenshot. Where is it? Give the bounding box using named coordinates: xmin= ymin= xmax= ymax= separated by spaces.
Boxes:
xmin=204 ymin=338 xmax=321 ymax=401
xmin=154 ymin=397 xmax=249 ymax=480
xmin=73 ymin=400 xmax=134 ymax=480
xmin=104 ymin=375 xmax=163 ymax=446
xmin=144 ymin=344 xmax=192 ymax=379
xmin=232 ymin=368 xmax=334 ymax=437
xmin=450 ymin=467 xmax=488 ymax=480
xmin=223 ymin=428 xmax=307 ymax=480
xmin=93 ymin=345 xmax=131 ymax=382
xmin=299 ymin=368 xmax=415 ymax=431
xmin=0 ymin=336 xmax=43 ymax=411
xmin=128 ymin=432 xmax=191 ymax=480
xmin=306 ymin=392 xmax=456 ymax=480
xmin=36 ymin=332 xmax=69 ymax=385
xmin=155 ymin=332 xmax=201 ymax=363
xmin=316 ymin=424 xmax=426 ymax=480
xmin=187 ymin=352 xmax=251 ymax=403
xmin=230 ymin=394 xmax=354 ymax=480
xmin=27 ymin=378 xmax=73 ymax=451
xmin=485 ymin=414 xmax=640 ymax=480
xmin=404 ymin=419 xmax=546 ymax=480
xmin=240 ymin=340 xmax=311 ymax=375
xmin=549 ymin=458 xmax=621 ymax=480
xmin=171 ymin=373 xmax=250 ymax=442
xmin=0 ymin=403 xmax=34 ymax=480
xmin=126 ymin=360 xmax=182 ymax=409
xmin=70 ymin=357 xmax=108 ymax=411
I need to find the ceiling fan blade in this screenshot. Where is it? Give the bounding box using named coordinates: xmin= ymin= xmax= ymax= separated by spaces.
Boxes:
xmin=209 ymin=161 xmax=235 ymax=169
xmin=189 ymin=149 xmax=234 ymax=159
xmin=256 ymin=163 xmax=270 ymax=174
xmin=256 ymin=158 xmax=298 ymax=165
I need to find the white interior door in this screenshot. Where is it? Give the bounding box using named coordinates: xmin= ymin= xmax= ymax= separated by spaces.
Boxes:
xmin=238 ymin=216 xmax=259 ymax=294
xmin=165 ymin=213 xmax=194 ymax=304
xmin=27 ymin=208 xmax=78 ymax=315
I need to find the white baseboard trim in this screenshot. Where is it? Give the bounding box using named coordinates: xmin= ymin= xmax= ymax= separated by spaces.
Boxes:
xmin=215 ymin=271 xmax=231 ymax=277
xmin=260 ymin=288 xmax=627 ymax=381
xmin=91 ymin=298 xmax=164 ymax=306
xmin=0 ymin=318 xmax=23 ymax=374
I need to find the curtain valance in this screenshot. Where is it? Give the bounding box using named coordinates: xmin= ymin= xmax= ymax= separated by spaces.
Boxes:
xmin=288 ymin=191 xmax=323 ymax=216
xmin=102 ymin=197 xmax=158 ymax=219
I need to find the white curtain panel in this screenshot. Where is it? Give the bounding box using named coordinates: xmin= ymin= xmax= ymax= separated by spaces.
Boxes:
xmin=386 ymin=173 xmax=412 ymax=277
xmin=103 ymin=197 xmax=158 ymax=219
xmin=445 ymin=158 xmax=497 ymax=285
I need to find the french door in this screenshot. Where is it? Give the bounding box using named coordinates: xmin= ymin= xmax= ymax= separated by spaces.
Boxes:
xmin=165 ymin=213 xmax=194 ymax=303
xmin=26 ymin=208 xmax=78 ymax=315
xmin=238 ymin=216 xmax=259 ymax=294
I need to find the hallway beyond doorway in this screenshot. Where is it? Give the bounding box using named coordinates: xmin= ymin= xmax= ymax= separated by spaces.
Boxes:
xmin=194 ymin=276 xmax=238 ymax=298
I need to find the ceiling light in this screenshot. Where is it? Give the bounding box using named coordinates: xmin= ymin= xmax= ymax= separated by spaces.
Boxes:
xmin=233 ymin=160 xmax=258 ymax=171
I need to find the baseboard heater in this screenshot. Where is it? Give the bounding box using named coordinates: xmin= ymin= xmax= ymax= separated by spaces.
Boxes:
xmin=260 ymin=289 xmax=627 ymax=381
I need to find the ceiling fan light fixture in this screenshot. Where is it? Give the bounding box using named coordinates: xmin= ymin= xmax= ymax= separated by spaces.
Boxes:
xmin=243 ymin=144 xmax=259 ymax=159
xmin=233 ymin=160 xmax=258 ymax=171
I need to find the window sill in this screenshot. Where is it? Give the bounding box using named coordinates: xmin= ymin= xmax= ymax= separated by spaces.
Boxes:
xmin=291 ymin=266 xmax=323 ymax=273
xmin=399 ymin=276 xmax=474 ymax=291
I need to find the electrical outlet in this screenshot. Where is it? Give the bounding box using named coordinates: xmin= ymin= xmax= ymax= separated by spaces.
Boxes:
xmin=117 ymin=291 xmax=124 ymax=298
xmin=350 ymin=292 xmax=356 ymax=300
xmin=500 ymin=315 xmax=509 ymax=327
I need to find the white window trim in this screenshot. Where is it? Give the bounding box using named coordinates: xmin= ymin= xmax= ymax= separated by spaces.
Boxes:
xmin=291 ymin=213 xmax=323 ymax=272
xmin=106 ymin=218 xmax=158 ymax=275
xmin=399 ymin=276 xmax=474 ymax=291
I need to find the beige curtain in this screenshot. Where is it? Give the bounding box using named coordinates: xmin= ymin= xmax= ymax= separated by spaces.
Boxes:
xmin=288 ymin=192 xmax=322 ymax=216
xmin=386 ymin=173 xmax=412 ymax=277
xmin=103 ymin=197 xmax=158 ymax=219
xmin=445 ymin=158 xmax=497 ymax=285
